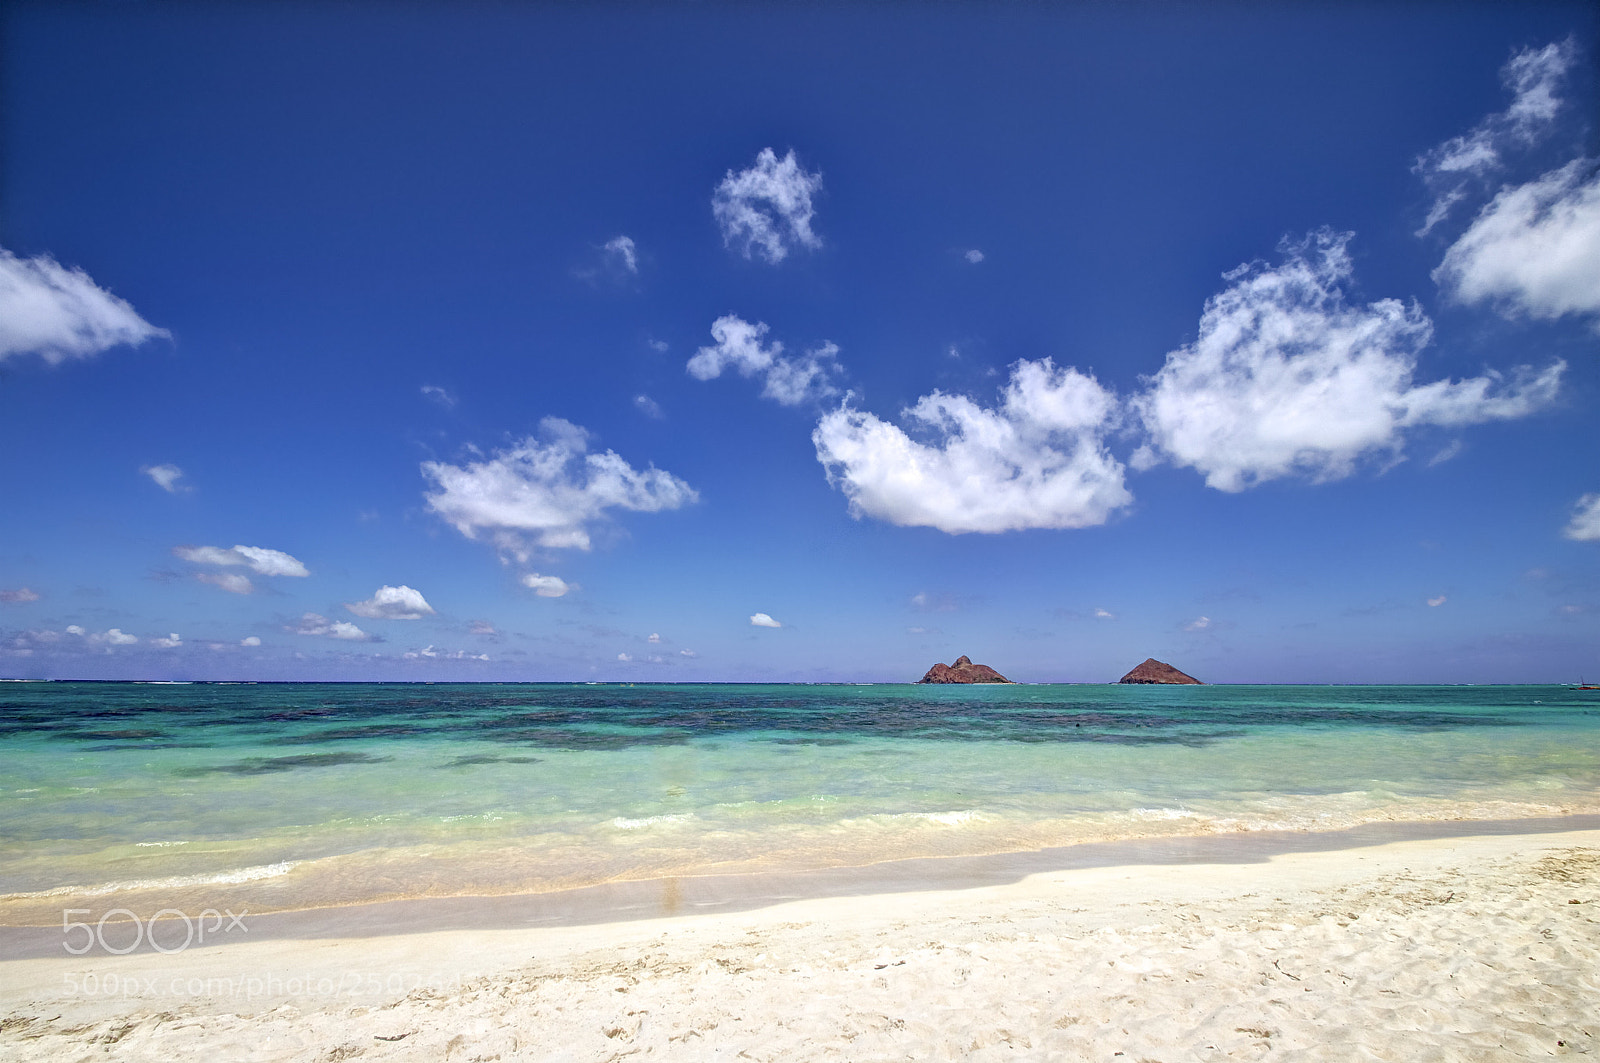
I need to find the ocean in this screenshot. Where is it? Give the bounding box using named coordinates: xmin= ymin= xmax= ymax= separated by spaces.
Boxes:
xmin=3 ymin=681 xmax=1598 ymax=925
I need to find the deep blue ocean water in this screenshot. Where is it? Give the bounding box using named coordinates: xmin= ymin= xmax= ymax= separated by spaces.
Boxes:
xmin=2 ymin=681 xmax=1597 ymax=918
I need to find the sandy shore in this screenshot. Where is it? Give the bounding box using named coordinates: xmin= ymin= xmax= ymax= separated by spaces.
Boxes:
xmin=2 ymin=826 xmax=1596 ymax=1061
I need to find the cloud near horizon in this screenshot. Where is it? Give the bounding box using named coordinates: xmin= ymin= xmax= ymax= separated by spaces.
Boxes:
xmin=814 ymin=357 xmax=1131 ymax=534
xmin=1131 ymin=231 xmax=1562 ymax=492
xmin=292 ymin=613 xmax=376 ymax=641
xmin=687 ymin=315 xmax=841 ymax=407
xmin=421 ymin=417 xmax=697 ymax=560
xmin=0 ymin=246 xmax=169 ymax=366
xmin=749 ymin=612 xmax=782 ymax=628
xmin=345 ymin=585 xmax=435 ymax=620
xmin=712 ymin=148 xmax=823 ymax=264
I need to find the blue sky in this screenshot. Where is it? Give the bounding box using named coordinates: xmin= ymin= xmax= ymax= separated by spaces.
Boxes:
xmin=2 ymin=2 xmax=1597 ymax=683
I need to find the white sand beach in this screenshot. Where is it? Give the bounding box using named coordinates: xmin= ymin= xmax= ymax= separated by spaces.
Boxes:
xmin=2 ymin=826 xmax=1596 ymax=1061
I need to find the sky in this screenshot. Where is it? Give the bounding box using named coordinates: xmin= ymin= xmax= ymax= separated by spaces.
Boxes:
xmin=1 ymin=1 xmax=1597 ymax=684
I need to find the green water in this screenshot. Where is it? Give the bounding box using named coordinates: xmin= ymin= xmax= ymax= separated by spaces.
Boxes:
xmin=2 ymin=682 xmax=1597 ymax=917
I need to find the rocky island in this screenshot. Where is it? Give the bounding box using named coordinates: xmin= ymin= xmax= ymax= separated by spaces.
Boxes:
xmin=1117 ymin=658 xmax=1202 ymax=684
xmin=918 ymin=655 xmax=1013 ymax=684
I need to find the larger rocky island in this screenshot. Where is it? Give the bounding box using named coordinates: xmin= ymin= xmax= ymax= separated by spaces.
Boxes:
xmin=917 ymin=655 xmax=1013 ymax=684
xmin=1117 ymin=658 xmax=1203 ymax=684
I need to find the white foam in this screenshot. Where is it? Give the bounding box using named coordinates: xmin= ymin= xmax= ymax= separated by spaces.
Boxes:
xmin=907 ymin=809 xmax=983 ymax=826
xmin=2 ymin=860 xmax=297 ymax=900
xmin=134 ymin=840 xmax=191 ymax=847
xmin=608 ymin=814 xmax=694 ymax=830
xmin=1130 ymin=807 xmax=1201 ymax=821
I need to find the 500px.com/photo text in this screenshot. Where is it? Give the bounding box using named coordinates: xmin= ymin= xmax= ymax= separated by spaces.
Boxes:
xmin=61 ymin=970 xmax=473 ymax=1001
xmin=62 ymin=908 xmax=248 ymax=955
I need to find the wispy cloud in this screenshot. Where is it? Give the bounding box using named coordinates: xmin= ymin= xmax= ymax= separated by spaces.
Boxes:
xmin=345 ymin=585 xmax=435 ymax=620
xmin=1132 ymin=230 xmax=1562 ymax=492
xmin=1564 ymin=493 xmax=1600 ymax=542
xmin=964 ymin=249 xmax=985 ymax=264
xmin=1183 ymin=616 xmax=1212 ymax=631
xmin=421 ymin=384 xmax=457 ymax=409
xmin=1427 ymin=595 xmax=1448 ymax=607
xmin=141 ymin=464 xmax=189 ymax=493
xmin=198 ymin=572 xmax=254 ymax=595
xmin=421 ymin=417 xmax=696 ymax=560
xmin=604 ymin=235 xmax=638 ymax=274
xmin=688 ymin=315 xmax=841 ymax=407
xmin=0 ymin=246 xmax=169 ymax=365
xmin=815 ymin=357 xmax=1130 ymax=534
xmin=1414 ymin=40 xmax=1576 ymax=235
xmin=174 ymin=544 xmax=310 ymax=578
xmin=0 ymin=588 xmax=40 ymax=604
xmin=712 ymin=148 xmax=823 ymax=264
xmin=634 ymin=394 xmax=664 ymax=419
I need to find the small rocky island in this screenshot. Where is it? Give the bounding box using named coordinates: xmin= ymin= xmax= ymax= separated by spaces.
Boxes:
xmin=918 ymin=655 xmax=1013 ymax=684
xmin=1117 ymin=658 xmax=1202 ymax=685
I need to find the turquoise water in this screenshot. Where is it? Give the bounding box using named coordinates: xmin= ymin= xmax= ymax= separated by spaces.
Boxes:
xmin=2 ymin=681 xmax=1597 ymax=920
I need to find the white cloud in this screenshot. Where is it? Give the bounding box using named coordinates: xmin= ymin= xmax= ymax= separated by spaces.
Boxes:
xmin=1133 ymin=231 xmax=1563 ymax=492
xmin=1565 ymin=493 xmax=1600 ymax=542
xmin=1427 ymin=440 xmax=1464 ymax=467
xmin=617 ymin=652 xmax=633 ymax=662
xmin=141 ymin=464 xmax=188 ymax=493
xmin=1094 ymin=608 xmax=1115 ymax=619
xmin=604 ymin=235 xmax=639 ymax=274
xmin=151 ymin=633 xmax=183 ymax=649
xmin=521 ymin=573 xmax=572 ymax=598
xmin=815 ymin=357 xmax=1131 ymax=534
xmin=174 ymin=544 xmax=310 ymax=578
xmin=647 ymin=633 xmax=661 ymax=643
xmin=469 ymin=620 xmax=498 ymax=636
xmin=964 ymin=249 xmax=985 ymax=264
xmin=0 ymin=246 xmax=169 ymax=365
xmin=634 ymin=394 xmax=664 ymax=419
xmin=0 ymin=588 xmax=40 ymax=604
xmin=292 ymin=613 xmax=375 ymax=641
xmin=199 ymin=572 xmax=254 ymax=595
xmin=1183 ymin=616 xmax=1212 ymax=631
xmin=1414 ymin=40 xmax=1576 ymax=234
xmin=1427 ymin=595 xmax=1448 ymax=607
xmin=749 ymin=612 xmax=782 ymax=628
xmin=679 ymin=649 xmax=698 ymax=658
xmin=421 ymin=418 xmax=697 ymax=558
xmin=712 ymin=148 xmax=823 ymax=264
xmin=345 ymin=585 xmax=435 ymax=620
xmin=1434 ymin=158 xmax=1600 ymax=324
xmin=102 ymin=628 xmax=139 ymax=646
xmin=421 ymin=385 xmax=457 ymax=409
xmin=403 ymin=645 xmax=489 ymax=661
xmin=240 ymin=636 xmax=262 ymax=647
xmin=687 ymin=315 xmax=840 ymax=407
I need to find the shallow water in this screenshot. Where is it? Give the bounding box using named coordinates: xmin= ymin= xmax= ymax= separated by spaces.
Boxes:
xmin=2 ymin=682 xmax=1597 ymax=919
